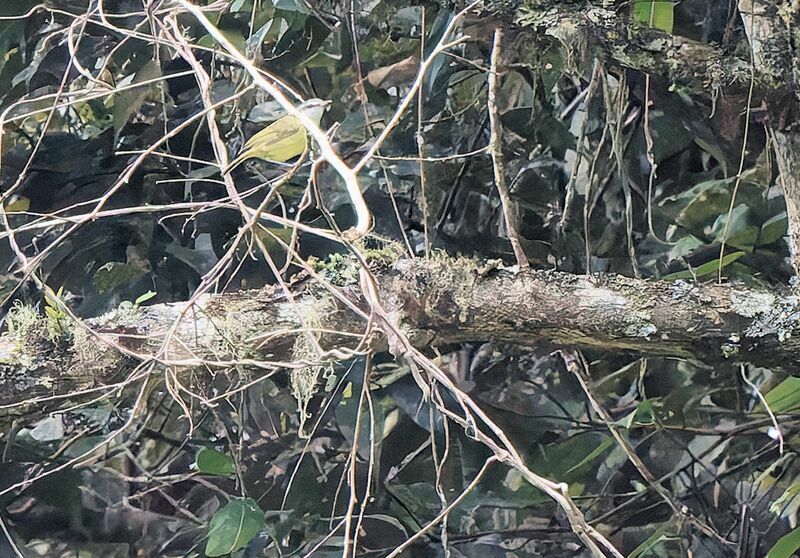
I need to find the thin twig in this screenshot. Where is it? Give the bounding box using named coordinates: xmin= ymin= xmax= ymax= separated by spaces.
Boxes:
xmin=566 ymin=350 xmax=731 ymax=547
xmin=740 ymin=364 xmax=783 ymax=455
xmin=175 ymin=0 xmax=372 ymax=236
xmin=487 ymin=28 xmax=528 ymax=268
xmin=384 ymin=456 xmax=499 ymax=558
xmin=352 ymin=1 xmax=481 ymax=174
xmin=417 ymin=7 xmax=431 ymax=257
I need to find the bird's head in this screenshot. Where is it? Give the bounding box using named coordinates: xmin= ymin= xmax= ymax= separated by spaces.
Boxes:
xmin=298 ymin=98 xmax=332 ymax=125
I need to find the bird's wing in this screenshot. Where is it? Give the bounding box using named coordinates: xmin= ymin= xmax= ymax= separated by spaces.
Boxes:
xmin=242 ymin=116 xmax=305 ymax=151
xmin=259 ymin=128 xmax=308 ymax=163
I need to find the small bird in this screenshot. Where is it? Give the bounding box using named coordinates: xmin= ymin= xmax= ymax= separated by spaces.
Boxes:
xmin=223 ymin=98 xmax=331 ymax=173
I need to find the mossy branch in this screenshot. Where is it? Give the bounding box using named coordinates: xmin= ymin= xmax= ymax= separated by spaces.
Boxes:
xmin=2 ymin=254 xmax=800 ymax=415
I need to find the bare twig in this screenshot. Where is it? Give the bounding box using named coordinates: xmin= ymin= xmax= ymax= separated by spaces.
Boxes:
xmin=352 ymin=1 xmax=481 ymax=173
xmin=565 ymin=351 xmax=731 ymax=548
xmin=384 ymin=456 xmax=499 ymax=558
xmin=174 ymin=0 xmax=373 ymax=236
xmin=487 ymin=28 xmax=528 ymax=269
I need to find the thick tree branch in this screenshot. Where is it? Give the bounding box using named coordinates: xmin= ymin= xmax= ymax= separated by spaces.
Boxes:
xmin=2 ymin=255 xmax=799 ymax=412
xmin=493 ymin=1 xmax=756 ymax=93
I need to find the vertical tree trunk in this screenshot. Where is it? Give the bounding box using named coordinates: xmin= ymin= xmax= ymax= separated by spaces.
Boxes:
xmin=739 ymin=0 xmax=800 ymax=274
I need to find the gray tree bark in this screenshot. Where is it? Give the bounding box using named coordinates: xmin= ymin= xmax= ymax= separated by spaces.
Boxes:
xmin=2 ymin=255 xmax=799 ymax=413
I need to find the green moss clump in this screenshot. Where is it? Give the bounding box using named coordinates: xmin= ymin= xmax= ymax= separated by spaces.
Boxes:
xmin=43 ymin=289 xmax=74 ymax=345
xmin=307 ymin=252 xmax=360 ymax=286
xmin=360 ymin=239 xmax=406 ymax=267
xmin=5 ymin=302 xmax=46 ymax=368
xmin=6 ymin=301 xmax=42 ymax=340
xmin=307 ymin=239 xmax=406 ymax=286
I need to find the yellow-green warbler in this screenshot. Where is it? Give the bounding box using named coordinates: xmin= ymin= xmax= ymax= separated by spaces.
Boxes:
xmin=224 ymin=98 xmax=331 ymax=173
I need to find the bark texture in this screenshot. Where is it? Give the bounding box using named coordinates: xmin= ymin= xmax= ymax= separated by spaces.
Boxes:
xmin=738 ymin=0 xmax=800 ymax=273
xmin=492 ymin=0 xmax=756 ymax=92
xmin=2 ymin=255 xmax=799 ymax=412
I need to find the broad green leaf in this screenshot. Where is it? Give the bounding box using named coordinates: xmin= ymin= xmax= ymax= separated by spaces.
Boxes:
xmin=196 ymin=448 xmax=236 ymax=476
xmin=93 ymin=261 xmax=147 ymax=294
xmin=759 ymin=212 xmax=789 ymax=246
xmin=205 ymin=498 xmax=265 ymax=557
xmin=299 ymin=50 xmax=342 ymax=69
xmin=662 ymin=251 xmax=746 ymax=280
xmin=672 ymin=179 xmax=734 ymax=232
xmin=710 ymin=205 xmax=759 ymax=251
xmin=741 ymin=147 xmax=774 ymax=187
xmin=197 ymin=27 xmax=247 ymax=51
xmin=616 ymin=401 xmax=656 ymax=429
xmin=667 ymin=234 xmax=703 ymax=259
xmin=26 ymin=416 xmax=65 ymax=442
xmin=3 ymin=196 xmax=29 ymax=213
xmin=763 ymin=377 xmax=800 ymax=414
xmin=767 ymin=525 xmax=800 ymax=558
xmin=64 ymin=435 xmax=109 ymax=458
xmin=633 ymin=1 xmax=674 ymax=34
xmin=694 ymin=136 xmax=729 ymax=177
xmin=565 ymin=437 xmax=615 ymax=474
xmin=628 ymin=523 xmax=679 ymax=558
xmin=534 ymin=433 xmax=614 ymax=482
xmin=112 ymin=60 xmax=161 ymax=135
xmin=273 ymin=0 xmax=309 ymax=15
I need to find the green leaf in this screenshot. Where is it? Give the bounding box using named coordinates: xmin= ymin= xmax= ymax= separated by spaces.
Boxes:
xmin=662 ymin=251 xmax=746 ymax=280
xmin=767 ymin=525 xmax=800 ymax=558
xmin=763 ymin=377 xmax=800 ymax=414
xmin=671 ymin=179 xmax=734 ymax=232
xmin=273 ymin=0 xmax=309 ymax=15
xmin=134 ymin=290 xmax=157 ymax=306
xmin=770 ymin=481 xmax=800 ymax=514
xmin=196 ymin=448 xmax=236 ymax=477
xmin=198 ymin=27 xmax=247 ymax=51
xmin=628 ymin=523 xmax=679 ymax=558
xmin=667 ymin=235 xmax=703 ymax=259
xmin=616 ymin=401 xmax=656 ymax=429
xmin=26 ymin=416 xmax=65 ymax=442
xmin=93 ymin=261 xmax=147 ymax=294
xmin=710 ymin=205 xmax=759 ymax=251
xmin=112 ymin=60 xmax=161 ymax=134
xmin=44 ymin=285 xmax=64 ymax=312
xmin=565 ymin=437 xmax=615 ymax=474
xmin=759 ymin=212 xmax=789 ymax=246
xmin=205 ymin=498 xmax=265 ymax=557
xmin=633 ymin=1 xmax=674 ymax=34
xmin=300 ymin=50 xmax=343 ymax=70
xmin=694 ymin=136 xmax=729 ymax=177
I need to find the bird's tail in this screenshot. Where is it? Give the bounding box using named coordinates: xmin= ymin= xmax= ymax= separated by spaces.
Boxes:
xmin=222 ymin=152 xmax=249 ymax=175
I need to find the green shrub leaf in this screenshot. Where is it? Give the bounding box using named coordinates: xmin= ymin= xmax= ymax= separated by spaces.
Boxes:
xmin=205 ymin=498 xmax=264 ymax=557
xmin=196 ymin=448 xmax=236 ymax=477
